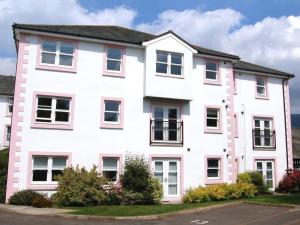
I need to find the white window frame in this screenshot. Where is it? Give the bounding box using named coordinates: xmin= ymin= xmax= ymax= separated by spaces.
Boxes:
xmin=41 ymin=40 xmax=74 ymax=67
xmin=253 ymin=118 xmax=274 ymax=148
xmin=207 ymin=158 xmax=220 ymax=179
xmin=31 ymin=156 xmax=67 ymax=184
xmin=156 ymin=51 xmax=183 ymax=77
xmin=206 ymin=108 xmax=220 ymax=129
xmin=102 ymin=157 xmax=120 ymax=182
xmin=35 ymin=96 xmax=71 ymax=125
xmin=256 ymin=77 xmax=267 ymax=96
xmin=103 ymin=100 xmax=121 ymax=124
xmin=205 ymin=61 xmax=218 ymax=81
xmin=106 ymin=47 xmax=123 ymax=73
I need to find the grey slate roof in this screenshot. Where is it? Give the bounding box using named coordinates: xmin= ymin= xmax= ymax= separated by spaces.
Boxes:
xmin=13 ymin=24 xmax=294 ymax=78
xmin=233 ymin=60 xmax=294 ymax=78
xmin=0 ymin=75 xmax=15 ymax=96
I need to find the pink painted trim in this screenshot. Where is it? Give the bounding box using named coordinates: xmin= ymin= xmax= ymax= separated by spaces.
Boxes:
xmin=6 ymin=34 xmax=28 ymax=202
xmin=284 ymin=80 xmax=293 ymax=169
xmin=99 ymin=153 xmax=124 ymax=181
xmin=205 ymin=155 xmax=224 ymax=185
xmin=234 ymin=113 xmax=239 ymax=138
xmin=31 ymin=92 xmax=75 ymax=130
xmin=255 ymin=76 xmax=269 ymax=100
xmin=149 ymin=154 xmax=184 ymax=198
xmin=203 ymin=59 xmax=222 ymax=86
xmin=2 ymin=124 xmax=11 ymax=147
xmin=253 ymin=157 xmax=278 ymax=188
xmin=5 ymin=96 xmax=13 ymax=117
xmin=100 ymin=97 xmax=124 ymax=129
xmin=204 ymin=105 xmax=223 ymax=134
xmin=102 ymin=44 xmax=126 ymax=78
xmin=36 ymin=36 xmax=78 ymax=73
xmin=27 ymin=151 xmax=72 ymax=190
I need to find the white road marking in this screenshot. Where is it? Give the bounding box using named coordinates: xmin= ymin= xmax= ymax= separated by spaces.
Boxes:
xmin=191 ymin=219 xmax=208 ymax=224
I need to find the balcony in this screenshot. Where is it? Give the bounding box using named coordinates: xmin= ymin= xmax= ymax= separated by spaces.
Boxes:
xmin=150 ymin=119 xmax=183 ymax=146
xmin=252 ymin=129 xmax=276 ymax=149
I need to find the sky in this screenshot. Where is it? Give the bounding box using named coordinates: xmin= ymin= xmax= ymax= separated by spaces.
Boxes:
xmin=0 ymin=0 xmax=299 ymax=113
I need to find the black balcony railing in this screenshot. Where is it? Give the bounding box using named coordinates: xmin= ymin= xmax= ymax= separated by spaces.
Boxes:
xmin=150 ymin=119 xmax=183 ymax=146
xmin=252 ymin=129 xmax=276 ymax=149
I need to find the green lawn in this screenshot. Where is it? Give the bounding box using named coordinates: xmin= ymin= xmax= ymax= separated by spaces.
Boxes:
xmin=69 ymin=200 xmax=237 ymax=217
xmin=247 ymin=194 xmax=300 ymax=205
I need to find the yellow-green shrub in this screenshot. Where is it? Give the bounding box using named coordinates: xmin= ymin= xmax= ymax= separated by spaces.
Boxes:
xmin=183 ymin=187 xmax=210 ymax=203
xmin=207 ymin=184 xmax=227 ymax=200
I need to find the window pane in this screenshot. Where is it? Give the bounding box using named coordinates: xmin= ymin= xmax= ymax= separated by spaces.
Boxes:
xmin=107 ymin=60 xmax=121 ymax=71
xmin=168 ymin=131 xmax=178 ymax=141
xmin=264 ymin=121 xmax=270 ymax=128
xmin=256 ymin=162 xmax=263 ymax=170
xmin=168 ymin=184 xmax=177 ymax=195
xmin=207 ymin=118 xmax=218 ymax=127
xmin=171 ymin=54 xmax=182 ymax=64
xmin=207 ymin=169 xmax=219 ymax=177
xmin=37 ymin=110 xmax=51 ymax=119
xmin=105 ymin=101 xmax=120 ymax=112
xmin=52 ymin=170 xmax=63 ymax=181
xmin=6 ymin=126 xmax=11 ymax=142
xmin=59 ymin=55 xmax=73 ymax=66
xmin=266 ymin=180 xmax=273 ymax=188
xmin=257 ymin=86 xmax=265 ymax=95
xmin=154 ymin=108 xmax=163 ymax=119
xmin=38 ymin=97 xmax=52 ymax=108
xmin=154 ymin=120 xmax=163 ymax=129
xmin=103 ymin=171 xmax=117 ymax=181
xmin=168 ymin=172 xmax=177 ymax=183
xmin=168 ymin=109 xmax=177 ymax=119
xmin=206 ymin=71 xmax=217 ymax=80
xmin=266 ymin=171 xmax=273 ymax=179
xmin=256 ymin=78 xmax=265 ymax=86
xmin=42 ymin=41 xmax=56 ymax=52
xmin=207 ymin=109 xmax=218 ymax=118
xmin=41 ymin=53 xmax=56 ymax=64
xmin=156 ymin=52 xmax=167 ymax=62
xmin=8 ymin=105 xmax=13 ymax=113
xmin=255 ymin=137 xmax=261 ymax=146
xmin=107 ymin=48 xmax=122 ymax=60
xmin=60 ymin=43 xmax=74 ymax=54
xmin=53 ymin=157 xmax=66 ymax=169
xmin=168 ymin=120 xmax=177 ymax=129
xmin=255 ymin=120 xmax=260 ymax=128
xmin=171 ymin=65 xmax=182 ymax=75
xmin=156 ymin=63 xmax=167 ymax=74
xmin=206 ymin=62 xmax=217 ymax=71
xmin=33 ymin=157 xmax=48 ymax=169
xmin=267 ymin=162 xmax=273 ymax=170
xmin=103 ymin=159 xmax=117 ymax=170
xmin=33 ymin=170 xmax=47 ymax=181
xmin=155 ymin=162 xmax=163 ymax=171
xmin=169 ymin=162 xmax=177 ymax=171
xmin=56 ymin=99 xmax=70 ymax=110
xmin=208 ymin=159 xmax=219 ymax=168
xmin=55 ymin=111 xmax=69 ymax=122
xmin=154 ymin=130 xmax=163 ymax=140
xmin=154 ymin=172 xmax=163 ymax=183
xmin=104 ymin=112 xmax=119 ymax=122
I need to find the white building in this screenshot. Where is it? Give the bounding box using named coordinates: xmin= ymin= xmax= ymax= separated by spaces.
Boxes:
xmin=6 ymin=24 xmax=294 ymax=202
xmin=0 ymin=75 xmax=15 ymax=150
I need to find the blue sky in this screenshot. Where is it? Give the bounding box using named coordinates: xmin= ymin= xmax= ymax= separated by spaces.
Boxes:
xmin=0 ymin=0 xmax=299 ymax=112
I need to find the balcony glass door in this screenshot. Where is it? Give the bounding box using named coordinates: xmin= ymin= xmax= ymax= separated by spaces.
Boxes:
xmin=256 ymin=160 xmax=275 ymax=190
xmin=254 ymin=118 xmax=274 ymax=147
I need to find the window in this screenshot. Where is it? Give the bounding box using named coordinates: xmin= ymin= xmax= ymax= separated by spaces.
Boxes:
xmin=205 ymin=107 xmax=222 ymax=133
xmin=256 ymin=77 xmax=268 ymax=98
xmin=156 ymin=51 xmax=183 ymax=76
xmin=206 ymin=61 xmax=218 ymax=80
xmin=102 ymin=158 xmax=119 ymax=181
xmin=207 ymin=159 xmax=220 ymax=179
xmin=7 ymin=97 xmax=13 ymax=115
xmin=41 ymin=40 xmax=75 ymax=67
xmin=234 ymin=114 xmax=238 ymax=138
xmin=253 ymin=118 xmax=275 ymax=148
xmin=106 ymin=47 xmax=122 ymax=72
xmin=233 ymin=73 xmax=237 ymax=94
xmin=35 ymin=96 xmax=71 ymax=124
xmin=101 ymin=97 xmax=124 ymax=129
xmin=5 ymin=125 xmax=11 ymax=144
xmin=32 ymin=156 xmax=67 ymax=183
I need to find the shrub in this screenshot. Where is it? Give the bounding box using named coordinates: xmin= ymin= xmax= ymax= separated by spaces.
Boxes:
xmin=8 ymin=190 xmax=45 ymax=206
xmin=120 ymin=154 xmax=163 ymax=205
xmin=237 ymin=172 xmax=252 ymax=184
xmin=237 ymin=171 xmax=267 ymax=193
xmin=52 ymin=166 xmax=109 ymax=207
xmin=0 ymin=148 xmax=9 ymax=203
xmin=183 ymin=183 xmax=257 ymax=203
xmin=278 ymin=170 xmax=300 ymax=193
xmin=103 ymin=183 xmax=122 ymax=205
xmin=32 ymin=196 xmax=53 ymax=208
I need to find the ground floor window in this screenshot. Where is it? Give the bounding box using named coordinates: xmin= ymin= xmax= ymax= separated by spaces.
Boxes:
xmin=102 ymin=158 xmax=119 ymax=181
xmin=207 ymin=158 xmax=220 ymax=179
xmin=255 ymin=160 xmax=275 ymax=189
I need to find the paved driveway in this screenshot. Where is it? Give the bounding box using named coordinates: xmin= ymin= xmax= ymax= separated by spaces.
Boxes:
xmin=0 ymin=203 xmax=300 ymax=225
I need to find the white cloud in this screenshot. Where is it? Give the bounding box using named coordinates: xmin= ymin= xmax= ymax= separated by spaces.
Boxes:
xmin=0 ymin=57 xmax=16 ymax=75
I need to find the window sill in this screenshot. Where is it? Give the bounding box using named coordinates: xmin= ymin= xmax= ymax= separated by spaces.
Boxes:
xmin=28 ymin=184 xmax=57 ymax=190
xmin=255 ymin=95 xmax=269 ymax=100
xmin=103 ymin=70 xmax=125 ymax=78
xmin=204 ymin=129 xmax=223 ymax=134
xmin=36 ymin=64 xmax=76 ymax=73
xmin=253 ymin=146 xmax=276 ymax=151
xmin=204 ymin=80 xmax=222 ymax=86
xmin=100 ymin=123 xmax=123 ymax=129
xmin=31 ymin=123 xmax=73 ymax=130
xmin=205 ymin=179 xmax=224 ymax=185
xmin=150 ymin=141 xmax=183 ymax=147
xmin=155 ymin=74 xmax=184 ymax=79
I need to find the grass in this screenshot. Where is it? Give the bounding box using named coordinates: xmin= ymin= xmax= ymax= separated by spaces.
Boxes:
xmin=69 ymin=200 xmax=238 ymax=217
xmin=247 ymin=194 xmax=300 ymax=205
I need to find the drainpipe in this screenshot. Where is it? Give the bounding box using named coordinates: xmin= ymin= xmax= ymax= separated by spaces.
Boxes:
xmin=282 ymin=78 xmax=289 ymax=172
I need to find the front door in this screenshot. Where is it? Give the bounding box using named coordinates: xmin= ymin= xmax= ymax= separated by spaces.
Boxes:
xmin=153 ymin=159 xmax=180 ymax=198
xmin=255 ymin=160 xmax=275 ymax=190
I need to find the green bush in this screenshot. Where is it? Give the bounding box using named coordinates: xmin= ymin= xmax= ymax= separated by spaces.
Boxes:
xmin=32 ymin=196 xmax=53 ymax=208
xmin=8 ymin=190 xmax=45 ymax=206
xmin=120 ymin=154 xmax=163 ymax=205
xmin=0 ymin=148 xmax=9 ymax=203
xmin=183 ymin=183 xmax=257 ymax=203
xmin=52 ymin=166 xmax=109 ymax=207
xmin=237 ymin=172 xmax=252 ymax=184
xmin=237 ymin=171 xmax=267 ymax=193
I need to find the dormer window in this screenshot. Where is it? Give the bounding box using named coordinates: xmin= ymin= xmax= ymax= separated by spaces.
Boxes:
xmin=156 ymin=51 xmax=183 ymax=76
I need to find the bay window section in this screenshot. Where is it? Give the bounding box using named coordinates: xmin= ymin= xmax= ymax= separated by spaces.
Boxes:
xmin=156 ymin=51 xmax=183 ymax=76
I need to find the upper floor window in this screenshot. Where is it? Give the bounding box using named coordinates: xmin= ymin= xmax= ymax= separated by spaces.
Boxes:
xmin=41 ymin=40 xmax=74 ymax=67
xmin=205 ymin=107 xmax=222 ymax=133
xmin=101 ymin=97 xmax=124 ymax=129
xmin=32 ymin=92 xmax=74 ymax=130
xmin=106 ymin=48 xmax=122 ymax=72
xmin=256 ymin=77 xmax=268 ymax=99
xmin=253 ymin=117 xmax=275 ymax=148
xmin=156 ymin=51 xmax=183 ymax=76
xmin=7 ymin=97 xmax=13 ymax=116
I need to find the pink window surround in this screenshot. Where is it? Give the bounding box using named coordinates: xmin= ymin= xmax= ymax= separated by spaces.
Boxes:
xmin=204 ymin=105 xmax=223 ymax=134
xmin=255 ymin=76 xmax=269 ymax=100
xmin=27 ymin=151 xmax=72 ymax=190
xmin=36 ymin=36 xmax=79 ymax=73
xmin=102 ymin=44 xmax=126 ymax=78
xmin=100 ymin=97 xmax=124 ymax=129
xmin=2 ymin=124 xmax=11 ymax=147
xmin=5 ymin=96 xmax=13 ymax=117
xmin=99 ymin=153 xmax=123 ymax=181
xmin=149 ymin=154 xmax=184 ymax=200
xmin=31 ymin=92 xmax=75 ymax=130
xmin=253 ymin=157 xmax=278 ymax=186
xmin=203 ymin=59 xmax=221 ymax=86
xmin=205 ymin=155 xmax=224 ymax=185
xmin=234 ymin=113 xmax=239 ymax=138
